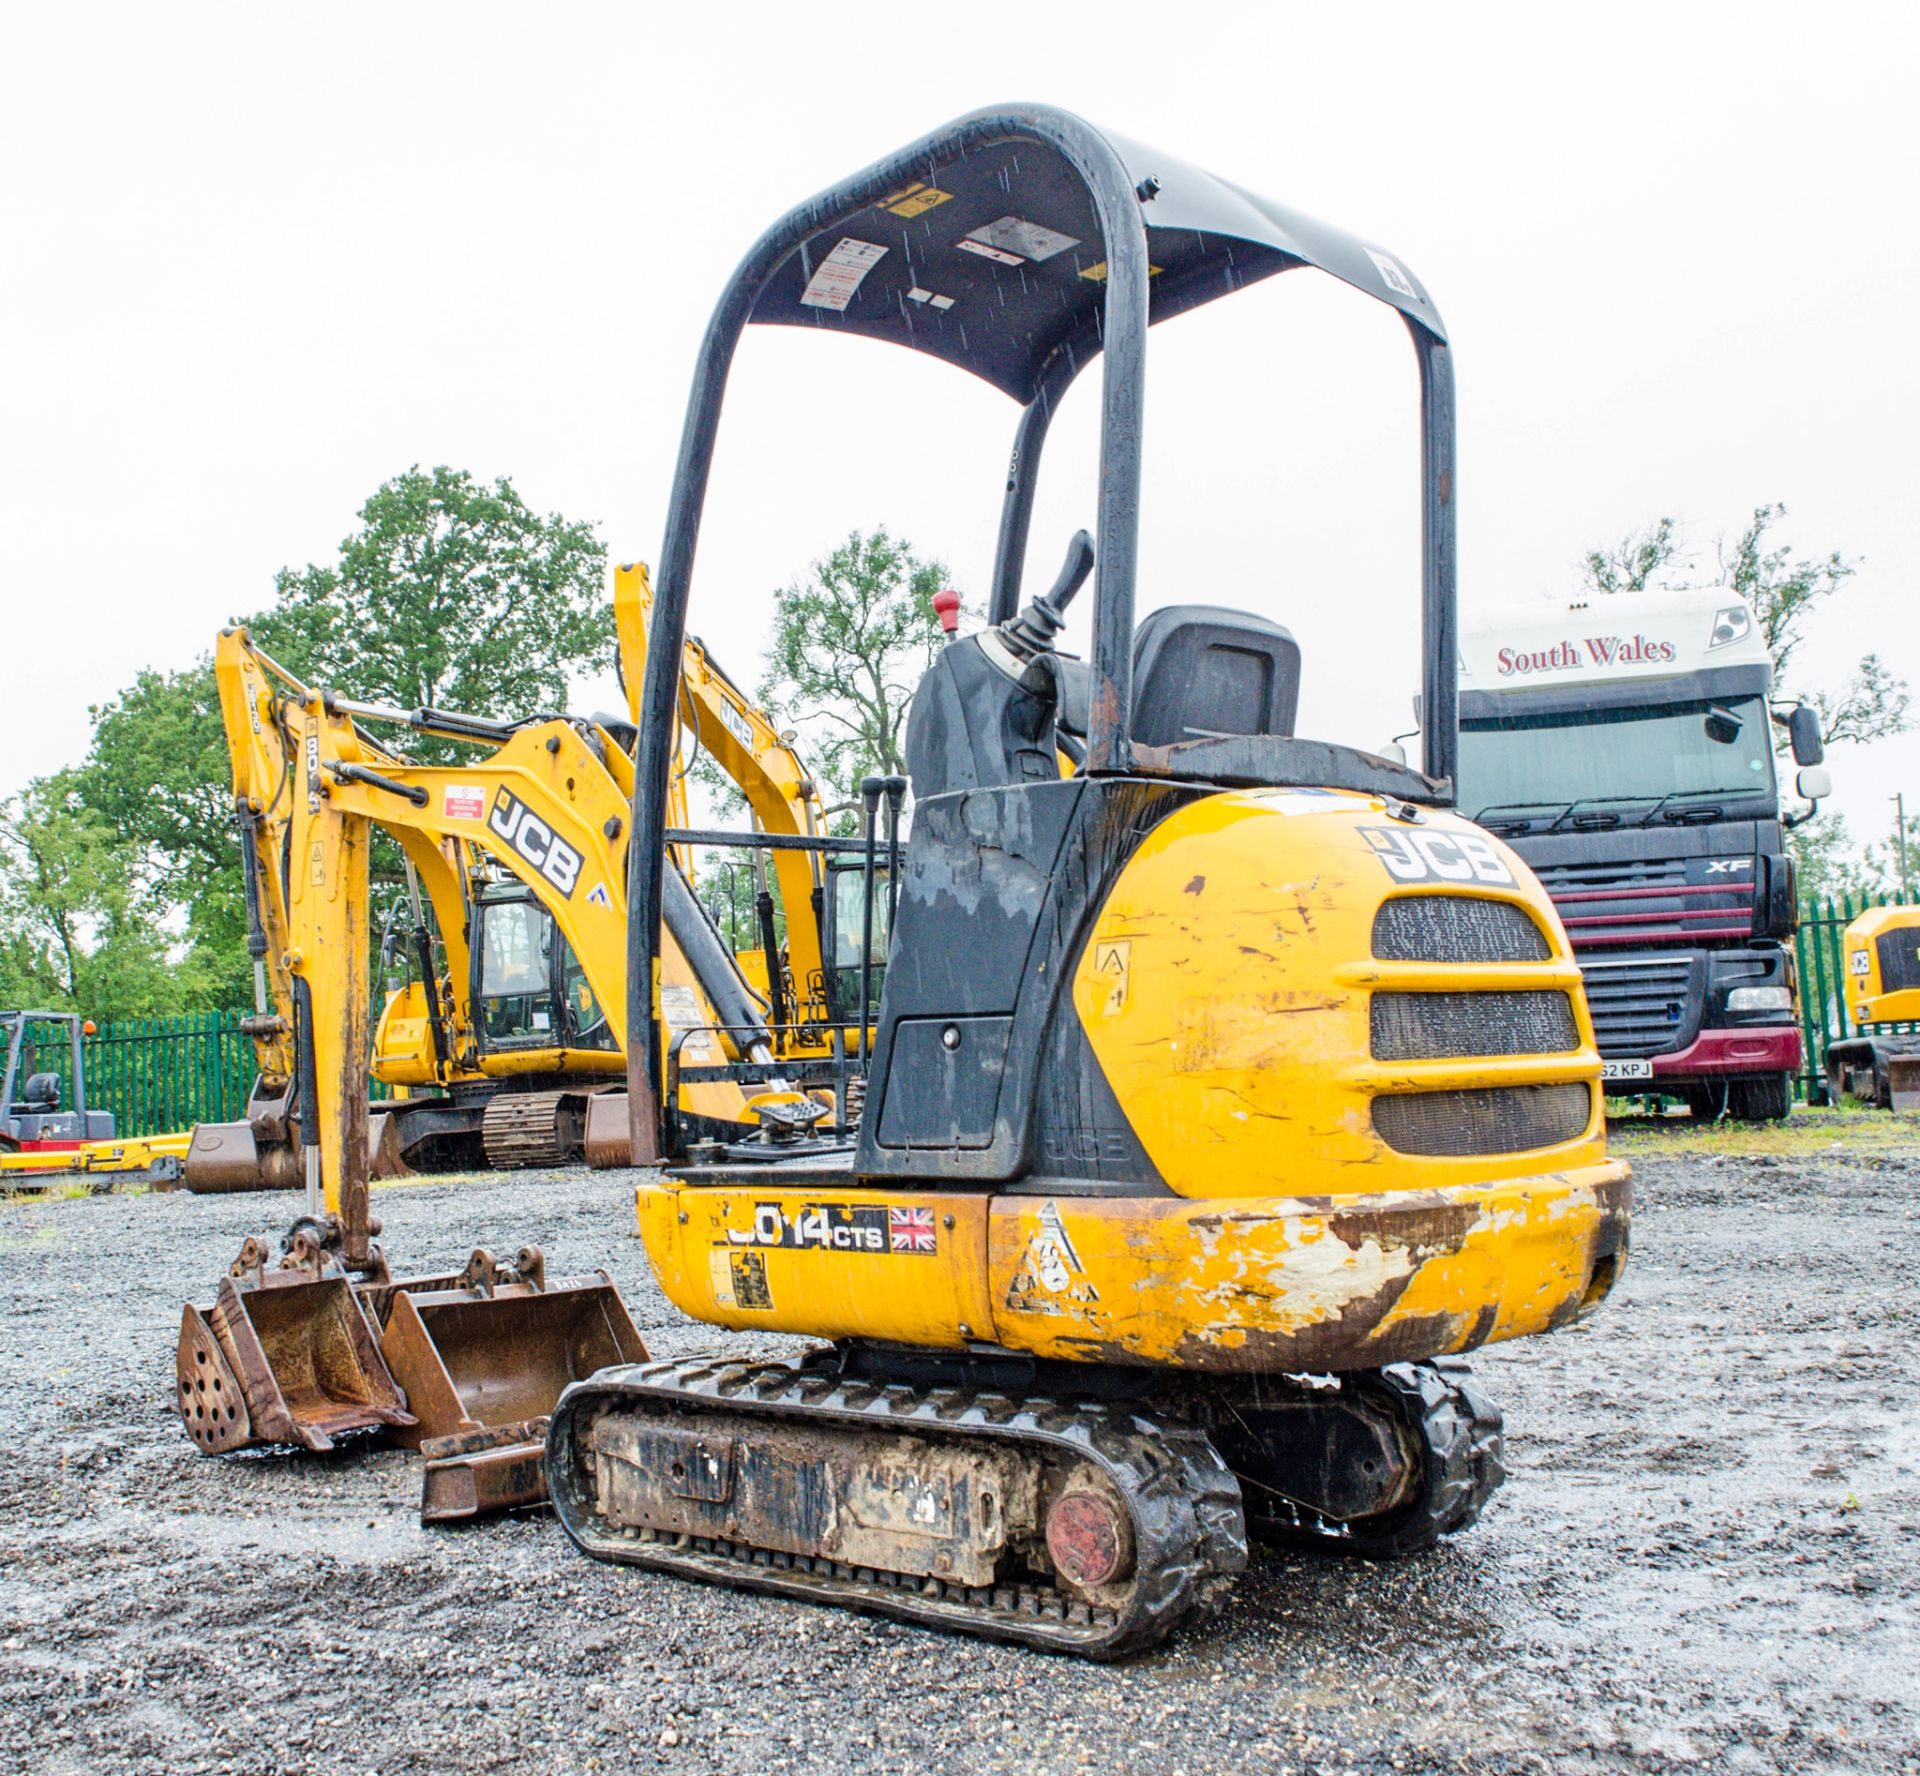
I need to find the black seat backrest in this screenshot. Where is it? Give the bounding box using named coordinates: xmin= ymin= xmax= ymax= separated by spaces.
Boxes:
xmin=1130 ymin=605 xmax=1301 ymax=747
xmin=21 ymin=1072 xmax=60 ymax=1112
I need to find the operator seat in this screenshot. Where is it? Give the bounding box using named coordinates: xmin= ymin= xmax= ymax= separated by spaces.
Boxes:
xmin=1128 ymin=605 xmax=1301 ymax=746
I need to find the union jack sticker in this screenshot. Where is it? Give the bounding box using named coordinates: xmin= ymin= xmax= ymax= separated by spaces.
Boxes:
xmin=888 ymin=1206 xmax=938 ymax=1255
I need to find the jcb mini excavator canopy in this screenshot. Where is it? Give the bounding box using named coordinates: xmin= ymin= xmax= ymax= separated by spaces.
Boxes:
xmin=624 ymin=103 xmax=1458 ymax=1155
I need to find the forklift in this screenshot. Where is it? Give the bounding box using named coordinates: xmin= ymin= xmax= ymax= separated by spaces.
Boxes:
xmin=545 ymin=103 xmax=1632 ymax=1657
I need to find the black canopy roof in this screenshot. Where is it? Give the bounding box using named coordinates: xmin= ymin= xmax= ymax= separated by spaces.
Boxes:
xmin=747 ymin=122 xmax=1446 ymax=403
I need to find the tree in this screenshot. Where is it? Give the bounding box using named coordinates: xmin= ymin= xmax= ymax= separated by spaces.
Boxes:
xmin=0 ymin=775 xmax=222 ymax=1019
xmin=263 ymin=465 xmax=612 ymax=732
xmin=1581 ymin=503 xmax=1909 ymax=746
xmin=77 ymin=660 xmax=251 ymax=998
xmin=1786 ymin=811 xmax=1870 ymax=905
xmin=758 ymin=529 xmax=954 ymax=808
xmin=12 ymin=465 xmax=615 ymax=1016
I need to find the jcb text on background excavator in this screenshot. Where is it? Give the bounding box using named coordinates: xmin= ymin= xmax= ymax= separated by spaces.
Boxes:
xmin=544 ymin=103 xmax=1632 ymax=1659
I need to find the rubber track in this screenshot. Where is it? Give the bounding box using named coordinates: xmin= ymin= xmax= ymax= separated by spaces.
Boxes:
xmin=546 ymin=1355 xmax=1248 ymax=1659
xmin=480 ymin=1092 xmax=574 ymax=1169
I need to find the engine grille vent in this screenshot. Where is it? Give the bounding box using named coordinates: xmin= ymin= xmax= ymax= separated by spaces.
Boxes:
xmin=1372 ymin=896 xmax=1549 ymax=964
xmin=1877 ymin=929 xmax=1920 ymax=995
xmin=1371 ymin=991 xmax=1579 ymax=1061
xmin=1372 ymin=1083 xmax=1592 ymax=1156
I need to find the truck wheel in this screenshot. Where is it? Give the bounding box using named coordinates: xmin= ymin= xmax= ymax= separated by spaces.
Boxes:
xmin=1727 ymin=1072 xmax=1792 ymax=1122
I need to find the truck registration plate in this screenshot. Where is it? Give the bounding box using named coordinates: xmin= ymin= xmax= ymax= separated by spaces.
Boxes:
xmin=1601 ymin=1059 xmax=1654 ymax=1081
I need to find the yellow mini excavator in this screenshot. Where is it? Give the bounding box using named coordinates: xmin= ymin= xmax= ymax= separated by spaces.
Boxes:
xmin=543 ymin=105 xmax=1633 ymax=1658
xmin=1825 ymin=904 xmax=1920 ymax=1110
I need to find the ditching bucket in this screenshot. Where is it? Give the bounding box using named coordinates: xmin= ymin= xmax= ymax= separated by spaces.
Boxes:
xmin=376 ymin=1247 xmax=647 ymax=1521
xmin=177 ymin=1242 xmax=415 ymax=1453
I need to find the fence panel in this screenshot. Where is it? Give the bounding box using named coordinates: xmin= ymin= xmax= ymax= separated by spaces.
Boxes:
xmin=75 ymin=1012 xmax=258 ymax=1138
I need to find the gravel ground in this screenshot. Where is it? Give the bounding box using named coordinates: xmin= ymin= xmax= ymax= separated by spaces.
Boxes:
xmin=2 ymin=1128 xmax=1916 ymax=1776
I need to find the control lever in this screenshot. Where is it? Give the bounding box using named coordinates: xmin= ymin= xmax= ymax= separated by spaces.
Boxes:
xmin=1002 ymin=530 xmax=1094 ymax=659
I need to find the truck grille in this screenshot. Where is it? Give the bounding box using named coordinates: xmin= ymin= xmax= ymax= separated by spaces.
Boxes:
xmin=1371 ymin=991 xmax=1578 ymax=1060
xmin=1372 ymin=897 xmax=1548 ymax=963
xmin=1372 ymin=1083 xmax=1592 ymax=1156
xmin=1579 ymin=954 xmax=1698 ymax=1057
xmin=1529 ymin=855 xmax=1754 ymax=948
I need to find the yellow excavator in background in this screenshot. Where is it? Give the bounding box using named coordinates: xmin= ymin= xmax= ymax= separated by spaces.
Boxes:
xmin=1825 ymin=904 xmax=1920 ymax=1110
xmin=183 ymin=561 xmax=857 ymax=1192
xmin=173 ymin=563 xmax=876 ymax=1519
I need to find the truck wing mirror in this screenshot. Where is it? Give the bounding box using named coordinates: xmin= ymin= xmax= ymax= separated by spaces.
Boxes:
xmin=1796 ymin=764 xmax=1832 ymax=804
xmin=1788 ymin=703 xmax=1825 ymax=766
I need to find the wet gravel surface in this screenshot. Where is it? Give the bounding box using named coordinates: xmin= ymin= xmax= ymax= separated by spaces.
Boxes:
xmin=2 ymin=1136 xmax=1916 ymax=1776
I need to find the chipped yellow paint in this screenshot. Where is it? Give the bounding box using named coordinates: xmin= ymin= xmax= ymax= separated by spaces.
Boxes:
xmin=638 ymin=1160 xmax=1627 ymax=1372
xmin=984 ymin=1165 xmax=1627 ymax=1370
xmin=1074 ymin=788 xmax=1610 ymax=1199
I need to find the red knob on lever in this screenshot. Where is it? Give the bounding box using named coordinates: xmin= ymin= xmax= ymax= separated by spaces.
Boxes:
xmin=932 ymin=588 xmax=962 ymax=640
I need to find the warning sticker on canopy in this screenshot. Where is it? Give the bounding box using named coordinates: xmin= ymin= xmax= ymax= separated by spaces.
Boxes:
xmin=800 ymin=238 xmax=888 ymax=311
xmin=962 ymin=215 xmax=1080 ymax=264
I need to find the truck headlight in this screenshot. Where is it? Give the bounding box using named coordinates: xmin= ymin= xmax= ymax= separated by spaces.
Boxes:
xmin=1726 ymin=986 xmax=1791 ymax=1013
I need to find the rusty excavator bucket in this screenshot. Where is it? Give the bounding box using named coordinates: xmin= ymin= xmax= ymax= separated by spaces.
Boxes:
xmin=177 ymin=1233 xmax=646 ymax=1521
xmin=177 ymin=1233 xmax=416 ymax=1453
xmin=376 ymin=1246 xmax=647 ymax=1521
xmin=185 ymin=1086 xmax=411 ymax=1194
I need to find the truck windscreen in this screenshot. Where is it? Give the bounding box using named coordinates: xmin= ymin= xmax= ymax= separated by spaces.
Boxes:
xmin=1459 ymin=694 xmax=1776 ymax=822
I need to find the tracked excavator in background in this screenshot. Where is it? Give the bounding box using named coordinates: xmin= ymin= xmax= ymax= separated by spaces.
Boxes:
xmin=183 ymin=560 xmax=859 ymax=1192
xmin=1825 ymin=903 xmax=1920 ymax=1110
xmin=544 ymin=104 xmax=1633 ymax=1658
xmin=173 ymin=567 xmax=880 ymax=1519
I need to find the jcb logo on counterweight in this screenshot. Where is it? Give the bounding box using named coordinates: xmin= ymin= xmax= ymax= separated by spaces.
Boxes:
xmin=488 ymin=789 xmax=582 ymax=896
xmin=1358 ymin=824 xmax=1515 ymax=886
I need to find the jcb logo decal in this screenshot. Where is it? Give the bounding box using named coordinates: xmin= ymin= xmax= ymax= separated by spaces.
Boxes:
xmin=1359 ymin=825 xmax=1515 ymax=886
xmin=488 ymin=789 xmax=582 ymax=897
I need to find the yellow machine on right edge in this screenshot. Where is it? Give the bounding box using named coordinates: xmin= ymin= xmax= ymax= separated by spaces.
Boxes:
xmin=1826 ymin=905 xmax=1920 ymax=1110
xmin=545 ymin=105 xmax=1632 ymax=1659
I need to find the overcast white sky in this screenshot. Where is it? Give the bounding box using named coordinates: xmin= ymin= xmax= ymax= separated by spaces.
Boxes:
xmin=3 ymin=2 xmax=1914 ymax=848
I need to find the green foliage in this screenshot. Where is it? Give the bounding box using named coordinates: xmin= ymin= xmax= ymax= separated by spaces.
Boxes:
xmin=1584 ymin=502 xmax=1911 ymax=748
xmin=0 ymin=775 xmax=226 ymax=1019
xmin=2 ymin=465 xmax=613 ymax=1022
xmin=1787 ymin=812 xmax=1869 ymax=904
xmin=264 ymin=466 xmax=612 ymax=733
xmin=758 ymin=528 xmax=954 ymax=807
xmin=1859 ymin=817 xmax=1919 ymax=900
xmin=1582 ymin=516 xmax=1680 ymax=596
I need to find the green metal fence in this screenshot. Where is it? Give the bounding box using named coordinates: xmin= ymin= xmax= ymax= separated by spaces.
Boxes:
xmin=78 ymin=1012 xmax=258 ymax=1137
xmin=1793 ymin=891 xmax=1919 ymax=1102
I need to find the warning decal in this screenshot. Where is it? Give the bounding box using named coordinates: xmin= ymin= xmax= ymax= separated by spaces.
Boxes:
xmin=876 ymin=181 xmax=952 ymax=219
xmin=444 ymin=786 xmax=485 ymax=822
xmin=906 ymin=286 xmax=956 ymax=311
xmin=800 ymin=238 xmax=888 ymax=311
xmin=1091 ymin=939 xmax=1131 ymax=1015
